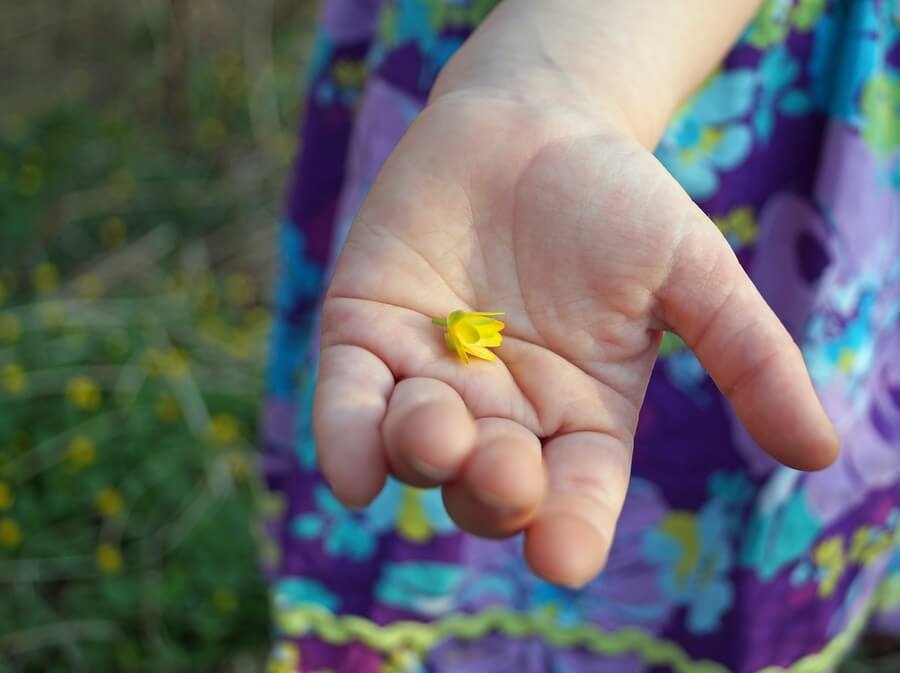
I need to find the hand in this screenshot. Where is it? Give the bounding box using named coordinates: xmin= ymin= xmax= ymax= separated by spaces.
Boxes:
xmin=313 ymin=93 xmax=838 ymax=588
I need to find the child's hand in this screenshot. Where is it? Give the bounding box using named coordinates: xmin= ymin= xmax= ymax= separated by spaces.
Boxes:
xmin=313 ymin=93 xmax=838 ymax=588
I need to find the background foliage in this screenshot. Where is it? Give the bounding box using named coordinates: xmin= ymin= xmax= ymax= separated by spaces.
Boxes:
xmin=0 ymin=1 xmax=313 ymax=671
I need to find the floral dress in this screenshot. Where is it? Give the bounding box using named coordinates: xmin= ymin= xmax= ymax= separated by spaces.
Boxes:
xmin=260 ymin=1 xmax=900 ymax=671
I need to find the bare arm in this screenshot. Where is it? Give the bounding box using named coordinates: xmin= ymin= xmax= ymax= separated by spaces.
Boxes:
xmin=434 ymin=0 xmax=764 ymax=146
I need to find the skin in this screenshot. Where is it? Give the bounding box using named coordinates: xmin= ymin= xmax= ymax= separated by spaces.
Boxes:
xmin=313 ymin=0 xmax=840 ymax=588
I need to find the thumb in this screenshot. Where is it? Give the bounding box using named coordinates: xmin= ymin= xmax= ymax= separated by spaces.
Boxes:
xmin=658 ymin=203 xmax=839 ymax=470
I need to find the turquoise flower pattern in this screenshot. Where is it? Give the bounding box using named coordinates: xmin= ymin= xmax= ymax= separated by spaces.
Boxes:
xmin=291 ymin=486 xmax=378 ymax=560
xmin=655 ymin=70 xmax=756 ymax=200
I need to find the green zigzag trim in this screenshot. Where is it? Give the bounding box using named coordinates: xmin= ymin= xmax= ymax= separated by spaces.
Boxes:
xmin=276 ymin=577 xmax=899 ymax=673
xmin=278 ymin=607 xmax=727 ymax=673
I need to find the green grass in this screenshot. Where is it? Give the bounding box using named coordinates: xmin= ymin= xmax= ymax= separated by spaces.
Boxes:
xmin=0 ymin=1 xmax=314 ymax=670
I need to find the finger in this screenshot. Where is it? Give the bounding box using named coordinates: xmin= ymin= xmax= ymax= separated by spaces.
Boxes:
xmin=382 ymin=377 xmax=477 ymax=487
xmin=442 ymin=417 xmax=545 ymax=538
xmin=524 ymin=431 xmax=631 ymax=588
xmin=313 ymin=345 xmax=393 ymax=508
xmin=659 ymin=210 xmax=839 ymax=470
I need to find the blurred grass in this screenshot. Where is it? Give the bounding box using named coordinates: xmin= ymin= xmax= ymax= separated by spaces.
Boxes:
xmin=1 ymin=1 xmax=898 ymax=672
xmin=0 ymin=1 xmax=314 ymax=671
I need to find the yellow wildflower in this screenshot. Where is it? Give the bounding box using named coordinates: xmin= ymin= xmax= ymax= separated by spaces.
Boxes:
xmin=2 ymin=364 xmax=27 ymax=393
xmin=224 ymin=449 xmax=251 ymax=480
xmin=141 ymin=348 xmax=189 ymax=378
xmin=66 ymin=436 xmax=97 ymax=467
xmin=76 ymin=274 xmax=103 ymax=301
xmin=38 ymin=300 xmax=65 ymax=328
xmin=212 ymin=588 xmax=238 ymax=613
xmin=16 ymin=164 xmax=42 ymax=196
xmin=0 ymin=313 xmax=21 ymax=343
xmin=0 ymin=482 xmax=13 ymax=510
xmin=155 ymin=394 xmax=181 ymax=423
xmin=207 ymin=413 xmax=241 ymax=446
xmin=259 ymin=492 xmax=286 ymax=517
xmin=96 ymin=488 xmax=124 ymax=518
xmin=66 ymin=375 xmax=102 ymax=410
xmin=96 ymin=543 xmax=123 ymax=574
xmin=260 ymin=540 xmax=280 ymax=567
xmin=246 ymin=307 xmax=271 ymax=330
xmin=100 ymin=217 xmax=126 ymax=249
xmin=108 ymin=170 xmax=135 ymax=203
xmin=225 ymin=329 xmax=254 ymax=358
xmin=225 ymin=273 xmax=256 ymax=307
xmin=32 ymin=262 xmax=59 ymax=294
xmin=0 ymin=518 xmax=21 ymax=548
xmin=433 ymin=310 xmax=504 ymax=363
xmin=197 ymin=118 xmax=227 ymax=150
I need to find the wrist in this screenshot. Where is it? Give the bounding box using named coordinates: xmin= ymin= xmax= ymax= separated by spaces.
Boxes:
xmin=430 ymin=1 xmax=676 ymax=148
xmin=430 ymin=0 xmax=762 ymax=150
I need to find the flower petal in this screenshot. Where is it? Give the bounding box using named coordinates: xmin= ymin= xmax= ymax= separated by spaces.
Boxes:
xmin=469 ymin=316 xmax=505 ymax=330
xmin=475 ymin=329 xmax=502 ymax=347
xmin=446 ymin=332 xmax=469 ymax=363
xmin=463 ymin=344 xmax=497 ymax=362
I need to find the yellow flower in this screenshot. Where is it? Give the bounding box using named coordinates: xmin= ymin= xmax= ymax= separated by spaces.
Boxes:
xmin=0 ymin=313 xmax=21 ymax=343
xmin=32 ymin=262 xmax=59 ymax=294
xmin=155 ymin=394 xmax=181 ymax=423
xmin=212 ymin=587 xmax=238 ymax=613
xmin=246 ymin=307 xmax=271 ymax=330
xmin=76 ymin=274 xmax=103 ymax=301
xmin=433 ymin=310 xmax=504 ymax=363
xmin=108 ymin=170 xmax=135 ymax=204
xmin=224 ymin=328 xmax=254 ymax=358
xmin=224 ymin=449 xmax=251 ymax=480
xmin=96 ymin=543 xmax=122 ymax=574
xmin=66 ymin=376 xmax=102 ymax=410
xmin=225 ymin=273 xmax=256 ymax=307
xmin=0 ymin=482 xmax=13 ymax=510
xmin=16 ymin=164 xmax=42 ymax=196
xmin=38 ymin=300 xmax=65 ymax=328
xmin=96 ymin=488 xmax=124 ymax=518
xmin=66 ymin=436 xmax=97 ymax=468
xmin=100 ymin=217 xmax=126 ymax=249
xmin=197 ymin=118 xmax=227 ymax=150
xmin=0 ymin=518 xmax=21 ymax=547
xmin=141 ymin=348 xmax=189 ymax=378
xmin=260 ymin=540 xmax=280 ymax=567
xmin=2 ymin=364 xmax=27 ymax=393
xmin=207 ymin=413 xmax=240 ymax=446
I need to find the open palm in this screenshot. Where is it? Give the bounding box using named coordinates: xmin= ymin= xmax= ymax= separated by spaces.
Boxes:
xmin=314 ymin=95 xmax=838 ymax=587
